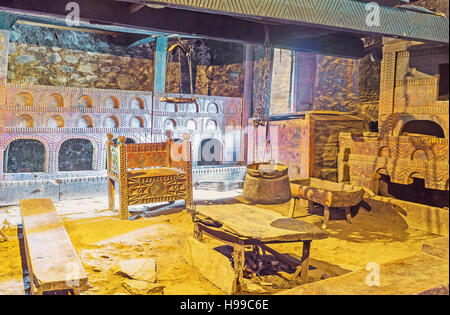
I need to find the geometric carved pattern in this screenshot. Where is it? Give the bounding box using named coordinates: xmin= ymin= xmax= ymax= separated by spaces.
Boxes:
xmin=107 ymin=135 xmax=193 ymax=219
xmin=127 ymin=174 xmax=187 ymax=205
xmin=340 ymin=133 xmax=449 ymax=191
xmin=148 ymin=0 xmax=449 ymax=43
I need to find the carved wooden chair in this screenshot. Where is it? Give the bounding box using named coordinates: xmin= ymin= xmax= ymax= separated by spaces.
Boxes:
xmin=106 ymin=133 xmax=193 ymax=219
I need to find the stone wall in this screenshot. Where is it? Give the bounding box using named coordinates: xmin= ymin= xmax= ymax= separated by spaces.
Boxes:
xmin=8 ymin=42 xmax=155 ymax=90
xmin=174 ymin=38 xmax=244 ymax=97
xmin=7 ymin=25 xmax=245 ymax=97
xmin=313 ymin=56 xmax=360 ymax=113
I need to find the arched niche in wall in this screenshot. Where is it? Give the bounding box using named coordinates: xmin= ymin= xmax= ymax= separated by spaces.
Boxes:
xmin=378 ymin=146 xmax=391 ymax=158
xmin=105 ymin=116 xmax=119 ymax=128
xmin=48 ymin=94 xmax=64 ymax=108
xmin=3 ymin=139 xmax=46 ymax=173
xmin=130 ymin=116 xmax=145 ymax=128
xmin=48 ymin=115 xmax=64 ymax=128
xmin=130 ymin=98 xmax=145 ymax=110
xmin=166 ymin=103 xmax=177 ymax=113
xmin=16 ymin=92 xmax=33 ymax=107
xmin=164 ymin=119 xmax=177 ymax=131
xmin=105 ymin=97 xmax=119 ymax=109
xmin=78 ymin=115 xmax=94 ymax=128
xmin=17 ymin=114 xmax=34 ymax=128
xmin=186 ymin=119 xmax=197 ymax=130
xmin=225 ymin=104 xmax=238 ymax=114
xmin=78 ymin=95 xmax=93 ymax=108
xmin=400 ymin=120 xmax=445 ymax=138
xmin=205 ymin=119 xmax=218 ymax=130
xmin=58 ymin=139 xmax=94 ymax=172
xmin=186 ymin=102 xmax=199 ymax=113
xmin=198 ymin=138 xmax=223 ymax=166
xmin=207 ymin=103 xmax=219 ymax=113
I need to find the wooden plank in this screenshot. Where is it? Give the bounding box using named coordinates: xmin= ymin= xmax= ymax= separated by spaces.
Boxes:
xmin=20 ymin=199 xmax=88 ymax=294
xmin=183 ymin=236 xmax=237 ymax=295
xmin=139 ymin=0 xmax=449 ymax=43
xmin=0 ymin=228 xmax=8 ymax=241
xmin=194 ymin=204 xmax=328 ymax=242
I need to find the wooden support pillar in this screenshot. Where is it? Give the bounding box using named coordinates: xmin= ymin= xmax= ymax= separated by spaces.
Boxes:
xmin=153 ymin=36 xmax=168 ymax=95
xmin=241 ymin=44 xmax=253 ymax=164
xmin=293 ymin=52 xmax=316 ymax=112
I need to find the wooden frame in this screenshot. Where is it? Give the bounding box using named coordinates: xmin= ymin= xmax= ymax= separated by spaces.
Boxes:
xmin=194 ymin=222 xmax=313 ymax=294
xmin=107 ymin=133 xmax=193 ymax=219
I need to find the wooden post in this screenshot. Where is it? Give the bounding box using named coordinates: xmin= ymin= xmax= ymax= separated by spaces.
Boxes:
xmin=322 ymin=206 xmax=330 ymax=229
xmin=241 ymin=44 xmax=253 ymax=164
xmin=106 ymin=134 xmax=115 ymax=210
xmin=118 ymin=136 xmax=129 ymax=220
xmin=300 ymin=240 xmax=311 ymax=283
xmin=153 ymin=36 xmax=168 ymax=95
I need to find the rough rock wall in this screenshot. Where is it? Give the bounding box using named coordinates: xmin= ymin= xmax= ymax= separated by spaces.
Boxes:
xmin=8 ymin=42 xmax=154 ymax=90
xmin=8 ymin=24 xmax=155 ymax=90
xmin=411 ymin=0 xmax=449 ymax=16
xmin=7 ymin=25 xmax=245 ymax=96
xmin=313 ymin=56 xmax=360 ymax=113
xmin=175 ymin=39 xmax=244 ymax=97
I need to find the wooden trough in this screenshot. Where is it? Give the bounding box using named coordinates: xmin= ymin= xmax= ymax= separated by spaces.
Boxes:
xmin=289 ymin=178 xmax=365 ymax=229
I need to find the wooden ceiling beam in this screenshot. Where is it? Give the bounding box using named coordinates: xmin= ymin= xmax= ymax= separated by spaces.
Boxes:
xmin=0 ymin=0 xmax=366 ymax=57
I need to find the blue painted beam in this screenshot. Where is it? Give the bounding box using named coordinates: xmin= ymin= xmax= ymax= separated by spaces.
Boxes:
xmin=127 ymin=36 xmax=156 ymax=48
xmin=0 ymin=11 xmax=17 ymax=30
xmin=153 ymin=36 xmax=168 ymax=94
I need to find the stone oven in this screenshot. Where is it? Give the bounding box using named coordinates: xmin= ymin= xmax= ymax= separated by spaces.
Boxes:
xmin=339 ymin=38 xmax=449 ymax=208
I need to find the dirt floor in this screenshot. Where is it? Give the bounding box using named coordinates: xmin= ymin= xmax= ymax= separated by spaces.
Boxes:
xmin=0 ymin=188 xmax=445 ymax=295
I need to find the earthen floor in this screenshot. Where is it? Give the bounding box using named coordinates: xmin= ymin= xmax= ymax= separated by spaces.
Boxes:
xmin=0 ymin=188 xmax=446 ymax=295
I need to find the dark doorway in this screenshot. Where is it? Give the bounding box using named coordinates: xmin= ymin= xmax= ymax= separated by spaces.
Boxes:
xmin=401 ymin=120 xmax=445 ymax=138
xmin=3 ymin=139 xmax=46 ymax=173
xmin=58 ymin=139 xmax=94 ymax=172
xmin=198 ymin=138 xmax=223 ymax=166
xmin=379 ymin=174 xmax=449 ymax=208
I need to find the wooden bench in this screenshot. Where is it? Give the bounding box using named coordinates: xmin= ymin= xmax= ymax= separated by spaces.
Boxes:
xmin=20 ymin=199 xmax=88 ymax=295
xmin=0 ymin=224 xmax=8 ymax=242
xmin=107 ymin=133 xmax=193 ymax=220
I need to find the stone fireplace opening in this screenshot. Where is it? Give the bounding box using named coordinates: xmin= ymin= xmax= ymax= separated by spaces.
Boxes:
xmin=198 ymin=138 xmax=223 ymax=166
xmin=400 ymin=120 xmax=445 ymax=138
xmin=3 ymin=139 xmax=46 ymax=173
xmin=58 ymin=139 xmax=94 ymax=172
xmin=379 ymin=174 xmax=449 ymax=208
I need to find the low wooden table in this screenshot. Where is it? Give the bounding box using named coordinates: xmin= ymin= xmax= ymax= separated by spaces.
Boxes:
xmin=192 ymin=204 xmax=329 ymax=293
xmin=20 ymin=199 xmax=88 ymax=295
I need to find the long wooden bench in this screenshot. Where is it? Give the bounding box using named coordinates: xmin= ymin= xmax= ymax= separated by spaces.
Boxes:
xmin=20 ymin=199 xmax=88 ymax=295
xmin=0 ymin=225 xmax=8 ymax=242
